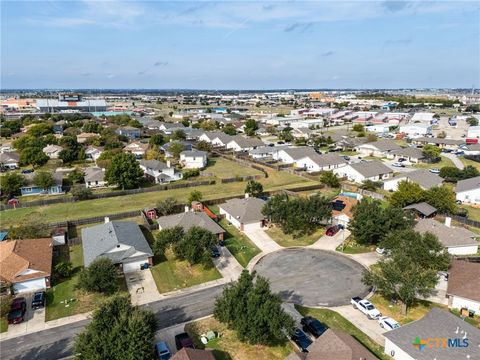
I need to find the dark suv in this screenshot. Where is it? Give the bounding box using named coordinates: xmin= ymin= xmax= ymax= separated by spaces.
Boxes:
xmin=175 ymin=332 xmax=195 ymax=350
xmin=8 ymin=297 xmax=27 ymax=324
xmin=291 ymin=328 xmax=312 ymax=352
xmin=32 ymin=291 xmax=46 ymax=309
xmin=300 ymin=316 xmax=328 ymax=338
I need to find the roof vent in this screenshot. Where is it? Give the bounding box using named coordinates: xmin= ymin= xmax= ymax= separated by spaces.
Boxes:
xmin=116 ymin=244 xmax=120 ymax=248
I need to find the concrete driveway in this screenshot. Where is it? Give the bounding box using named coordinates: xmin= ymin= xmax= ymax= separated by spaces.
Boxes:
xmin=443 ymin=153 xmax=464 ymax=170
xmin=212 ymin=246 xmax=243 ymax=281
xmin=244 ymin=228 xmax=282 ymax=253
xmin=126 ymin=270 xmax=161 ymax=305
xmin=5 ymin=293 xmax=46 ymax=338
xmin=309 ymin=229 xmax=350 ymax=251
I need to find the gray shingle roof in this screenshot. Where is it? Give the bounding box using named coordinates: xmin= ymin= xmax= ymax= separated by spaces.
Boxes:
xmin=228 ymin=136 xmax=264 ymax=148
xmin=403 ymin=202 xmax=437 ymax=217
xmin=362 ymin=139 xmax=402 ymax=152
xmin=383 ymin=308 xmax=480 ymax=360
xmin=84 ymin=167 xmax=105 ymax=182
xmin=414 ymin=137 xmax=464 ymax=146
xmin=219 ymin=197 xmax=266 ymax=224
xmin=81 ymin=221 xmax=153 ymax=267
xmin=180 ymin=150 xmax=207 ymax=157
xmin=456 ymin=176 xmax=480 ymax=193
xmin=389 ymin=169 xmax=443 ymax=189
xmin=305 ymin=153 xmax=348 ymax=167
xmin=282 ymin=147 xmax=318 ymax=160
xmin=157 ymin=211 xmax=225 ymax=235
xmin=349 ymin=161 xmax=392 ymax=178
xmin=414 ymin=218 xmax=478 ymax=248
xmin=139 ymin=159 xmax=169 ymax=171
xmin=0 ymin=152 xmax=19 ymax=163
xmin=389 ymin=147 xmax=424 ymax=159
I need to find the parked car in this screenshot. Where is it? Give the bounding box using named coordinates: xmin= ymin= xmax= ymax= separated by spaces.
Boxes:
xmin=300 ymin=316 xmax=328 ymax=338
xmin=155 ymin=341 xmax=172 ymax=360
xmin=343 ymin=155 xmax=350 ymax=161
xmin=21 ymin=169 xmax=34 ymax=174
xmin=378 ymin=316 xmax=401 ymax=330
xmin=325 ymin=225 xmax=341 ymax=236
xmin=429 ymin=168 xmax=440 ymax=174
xmin=351 ymin=297 xmax=381 ymax=320
xmin=211 ymin=246 xmax=220 ymax=258
xmin=7 ymin=297 xmax=27 ymax=325
xmin=175 ymin=332 xmax=195 ymax=350
xmin=31 ymin=291 xmax=46 ymax=309
xmin=392 ymin=162 xmax=405 ymax=168
xmin=375 ymin=247 xmax=385 ymax=255
xmin=291 ymin=328 xmax=312 ymax=352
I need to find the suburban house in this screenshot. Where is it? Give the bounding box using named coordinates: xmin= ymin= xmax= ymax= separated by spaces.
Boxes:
xmin=123 ymin=141 xmax=149 ymax=159
xmin=414 ymin=218 xmax=479 ymax=255
xmin=411 ymin=137 xmax=463 ymax=150
xmin=157 ymin=210 xmax=225 ymax=241
xmin=273 ymin=147 xmax=318 ymax=165
xmin=226 ymin=136 xmax=264 ymax=152
xmin=159 ymin=122 xmax=185 ymax=134
xmin=331 ymin=195 xmax=358 ymax=226
xmin=383 ymin=169 xmax=443 ymax=191
xmin=171 ymin=348 xmax=215 ymax=360
xmin=354 ymin=140 xmax=402 ymax=157
xmin=295 ymin=153 xmax=348 ymax=173
xmin=198 ymin=131 xmax=225 ymax=143
xmin=81 ymin=220 xmax=153 ymax=273
xmin=248 ymin=145 xmax=289 ymax=159
xmin=399 ymin=124 xmax=432 ymax=137
xmin=218 ymin=197 xmax=266 ymax=231
xmin=383 ymin=308 xmax=480 ymax=360
xmin=446 ymin=260 xmax=480 ymax=316
xmin=211 ymin=134 xmax=234 ymax=148
xmin=42 ymin=144 xmax=63 ymax=159
xmin=139 ymin=159 xmax=182 ymax=183
xmin=0 ymin=151 xmax=19 ymax=169
xmin=116 ymin=126 xmax=141 ymax=139
xmin=386 ymin=147 xmax=424 ymax=163
xmin=0 ymin=238 xmax=52 ymax=294
xmin=180 ymin=150 xmax=207 ymax=169
xmin=21 ymin=172 xmax=63 ymax=196
xmin=286 ymin=329 xmax=376 ymax=360
xmin=76 ymin=132 xmax=99 ymax=144
xmin=84 ymin=167 xmax=107 ymax=188
xmin=333 ymin=161 xmax=393 ymax=184
xmin=461 ymin=143 xmax=480 ymax=156
xmin=455 ymin=176 xmax=480 ymax=205
xmin=161 ymin=141 xmax=193 ymax=158
xmin=0 ymin=141 xmax=15 ymax=153
xmin=85 ymin=145 xmax=103 ymax=162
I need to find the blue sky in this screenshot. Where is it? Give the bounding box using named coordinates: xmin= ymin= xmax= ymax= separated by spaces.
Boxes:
xmin=1 ymin=1 xmax=479 ymax=89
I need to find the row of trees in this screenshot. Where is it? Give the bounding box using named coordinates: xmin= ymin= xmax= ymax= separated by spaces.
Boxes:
xmin=262 ymin=193 xmax=332 ymax=236
xmin=0 ymin=171 xmax=58 ymax=197
xmin=439 ymin=165 xmax=479 ymax=182
xmin=389 ymin=181 xmax=457 ymax=213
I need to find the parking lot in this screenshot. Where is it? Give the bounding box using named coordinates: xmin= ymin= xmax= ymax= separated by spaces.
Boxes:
xmin=254 ymin=248 xmax=369 ymax=307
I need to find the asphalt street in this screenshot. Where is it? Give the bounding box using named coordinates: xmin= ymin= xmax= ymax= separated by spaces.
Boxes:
xmin=0 ymin=284 xmax=226 ymax=360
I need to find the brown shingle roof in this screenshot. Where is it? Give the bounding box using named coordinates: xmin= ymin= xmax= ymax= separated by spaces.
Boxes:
xmin=0 ymin=239 xmax=53 ymax=284
xmin=172 ymin=348 xmax=215 ymax=360
xmin=447 ymin=260 xmax=480 ymax=303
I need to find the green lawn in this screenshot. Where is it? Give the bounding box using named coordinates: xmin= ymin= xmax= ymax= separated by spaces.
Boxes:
xmin=3 ymin=170 xmax=316 ymax=226
xmin=205 ymin=158 xmax=264 ymax=179
xmin=462 ymin=205 xmax=480 ymax=222
xmin=0 ymin=317 xmax=7 ymax=333
xmin=185 ymin=317 xmax=294 ymax=360
xmin=413 ymin=155 xmax=454 ymax=169
xmin=45 ymin=245 xmax=128 ymax=321
xmin=150 ymin=250 xmax=221 ymax=293
xmin=266 ymin=226 xmax=324 ymax=247
xmin=459 ymin=157 xmax=480 ymax=171
xmin=336 ymin=236 xmax=375 ymax=254
xmin=219 ymin=218 xmax=261 ymax=267
xmin=295 ymin=306 xmax=389 ymax=360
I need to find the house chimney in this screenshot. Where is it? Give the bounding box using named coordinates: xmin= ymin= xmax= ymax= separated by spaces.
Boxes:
xmin=184 ymin=205 xmax=189 ymax=212
xmin=445 ymin=216 xmax=451 ymax=228
xmin=104 ymin=216 xmax=110 ymax=223
xmin=245 ymin=193 xmax=250 ymax=198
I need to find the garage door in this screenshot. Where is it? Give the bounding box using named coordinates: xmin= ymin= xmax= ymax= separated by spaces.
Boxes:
xmin=123 ymin=259 xmax=149 ymax=273
xmin=243 ymin=222 xmax=262 ymax=231
xmin=13 ymin=278 xmax=46 ymax=294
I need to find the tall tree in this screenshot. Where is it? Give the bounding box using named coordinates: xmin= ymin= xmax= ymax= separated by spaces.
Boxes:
xmin=245 ymin=180 xmax=264 ymax=197
xmin=424 ymin=185 xmax=457 ymax=214
xmin=105 ymin=152 xmax=144 ymax=189
xmin=171 ymin=129 xmax=186 ymax=141
xmin=167 ymin=142 xmax=185 ymax=159
xmin=389 ymin=181 xmax=425 ymax=207
xmin=173 ymin=226 xmax=217 ymax=265
xmin=156 ymin=197 xmax=179 ymax=216
xmin=244 ymin=119 xmax=259 ymax=136
xmin=222 ymin=123 xmax=237 ymax=136
xmin=422 ymin=144 xmax=441 ymax=162
xmin=33 ymin=171 xmax=55 ymax=189
xmin=363 ymin=229 xmax=450 ymax=314
xmin=188 ymin=190 xmax=203 ymax=203
xmin=320 ymin=171 xmax=340 ymax=188
xmin=78 ymin=258 xmax=119 ymax=294
xmin=214 ymin=270 xmax=294 ymax=345
xmin=19 ymin=147 xmax=49 ymax=167
xmin=153 ymin=226 xmax=184 ymax=256
xmin=75 ymin=295 xmax=157 ymax=360
xmin=0 ymin=172 xmax=25 ymax=197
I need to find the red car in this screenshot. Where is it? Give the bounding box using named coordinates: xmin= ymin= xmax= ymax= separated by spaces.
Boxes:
xmin=7 ymin=297 xmax=27 ymax=324
xmin=325 ymin=225 xmax=342 ymax=236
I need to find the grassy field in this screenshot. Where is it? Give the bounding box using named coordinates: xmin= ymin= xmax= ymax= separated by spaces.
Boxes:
xmin=185 ymin=317 xmax=294 ymax=360
xmin=219 ymin=218 xmax=261 ymax=267
xmin=205 ymin=158 xmax=264 ymax=179
xmin=150 ymin=250 xmax=221 ymax=293
xmin=413 ymin=155 xmax=455 ymax=169
xmin=459 ymin=157 xmax=480 ymax=171
xmin=0 ymin=317 xmax=7 ymax=333
xmin=2 ymin=162 xmax=316 ymax=226
xmin=266 ymin=226 xmax=324 ymax=247
xmin=462 ymin=205 xmax=480 ymax=222
xmin=45 ymin=245 xmax=128 ymax=321
xmin=295 ymin=306 xmax=389 ymax=360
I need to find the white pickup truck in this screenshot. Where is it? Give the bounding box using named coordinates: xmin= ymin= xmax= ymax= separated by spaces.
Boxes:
xmin=351 ymin=297 xmax=381 ymax=320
